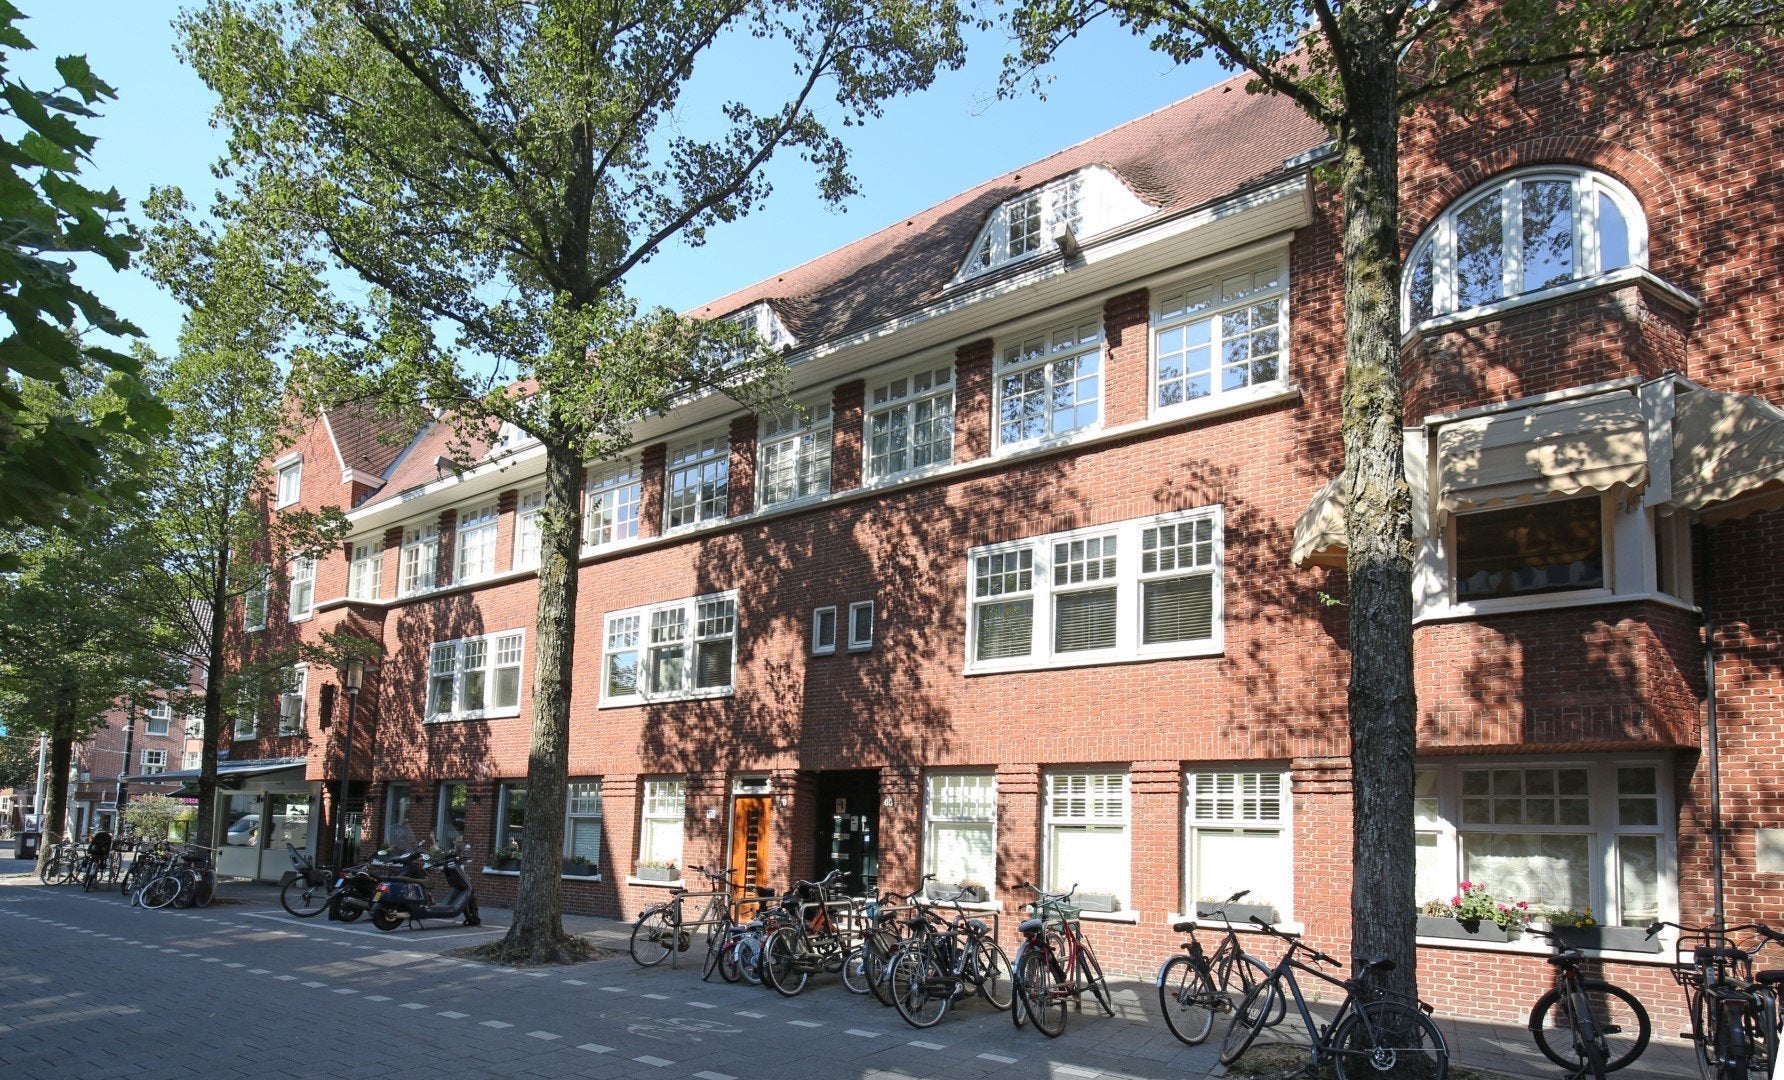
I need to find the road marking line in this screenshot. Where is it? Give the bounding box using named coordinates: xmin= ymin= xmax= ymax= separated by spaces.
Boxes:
xmin=302 ymin=981 xmax=327 ymax=988
xmin=688 ymin=1001 xmax=716 ymax=1009
xmin=909 ymin=1040 xmax=946 ymax=1050
xmin=642 ymin=993 xmax=670 ymax=1000
xmin=366 ymin=996 xmax=391 ymax=1002
xmin=439 ymin=1011 xmax=468 ymax=1018
xmin=978 ymin=1053 xmax=1019 ymax=1064
xmin=845 ymin=1029 xmax=881 ymax=1037
xmin=527 ymin=1031 xmax=560 ymax=1041
xmin=788 ymin=1020 xmax=822 ymax=1028
xmin=577 ymin=1043 xmax=613 ymax=1054
xmin=225 ymin=963 xmax=245 ymax=969
xmin=332 ymin=988 xmax=358 ymax=995
xmin=695 ymin=1072 xmax=736 ymax=1080
xmin=735 ymin=1010 xmax=765 ymax=1018
xmin=480 ymin=1020 xmax=513 ymax=1029
xmin=248 ymin=969 xmax=271 ymax=975
xmin=562 ymin=979 xmax=586 ymax=986
xmin=400 ymin=1002 xmax=428 ymax=1009
xmin=599 ymin=986 xmax=626 ymax=994
xmin=201 ymin=958 xmax=222 ymax=963
xmin=633 ymin=1056 xmax=673 ymax=1067
xmin=1055 ymin=1067 xmax=1098 ymax=1078
xmin=276 ymin=976 xmax=299 ymax=982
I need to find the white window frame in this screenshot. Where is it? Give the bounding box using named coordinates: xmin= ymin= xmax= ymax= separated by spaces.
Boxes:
xmin=1043 ymin=770 xmax=1131 ymax=908
xmin=347 ymin=541 xmax=383 ymax=601
xmin=848 ymin=600 xmax=874 ymax=652
xmin=665 ymin=435 xmax=729 ymax=531
xmin=923 ymin=771 xmax=997 ymax=893
xmin=811 ymin=606 xmax=837 ymax=656
xmin=1152 ymin=257 xmax=1288 ymax=416
xmin=233 ymin=687 xmax=257 ymax=739
xmin=1403 ymin=167 xmax=1647 ymax=332
xmin=144 ymin=702 xmax=172 ymax=737
xmin=182 ymin=750 xmax=200 ymax=770
xmin=513 ymin=487 xmax=546 ymax=570
xmin=600 ymin=592 xmax=738 ymax=706
xmin=243 ymin=571 xmax=267 ymax=632
xmin=437 ymin=780 xmax=468 ymax=848
xmin=278 ymin=665 xmax=307 ymax=735
xmin=757 ymin=401 xmax=833 ymax=508
xmin=1184 ymin=769 xmax=1292 ymax=921
xmin=426 ymin=630 xmax=525 ymax=721
xmin=564 ymin=780 xmax=603 ymax=872
xmin=287 ymin=556 xmax=316 ymax=620
xmin=957 ymin=167 xmax=1153 ymax=281
xmin=866 ymin=363 xmax=954 ymax=484
xmin=274 ymin=456 xmax=302 ymax=508
xmin=1414 ymin=755 xmax=1674 ymax=933
xmin=140 ymin=749 xmax=167 ymax=775
xmin=965 ymin=508 xmax=1223 ymax=674
xmin=455 ymin=500 xmax=500 ymax=583
xmin=994 ymin=316 xmax=1103 ymax=451
xmin=584 ymin=461 xmax=643 ymax=550
xmin=495 ymin=781 xmax=526 ymax=852
xmin=398 ymin=522 xmax=439 ymax=596
xmin=637 ymin=778 xmax=686 ymax=871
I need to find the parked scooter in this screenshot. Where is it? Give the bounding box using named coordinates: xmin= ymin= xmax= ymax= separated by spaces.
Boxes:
xmin=368 ymin=845 xmax=480 ymax=931
xmin=329 ymin=849 xmax=425 ymax=922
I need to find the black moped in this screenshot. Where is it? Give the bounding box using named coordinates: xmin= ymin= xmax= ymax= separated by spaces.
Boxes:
xmin=368 ymin=847 xmax=481 ymax=931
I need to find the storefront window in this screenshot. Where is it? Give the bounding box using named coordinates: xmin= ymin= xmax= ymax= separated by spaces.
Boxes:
xmin=264 ymin=792 xmax=311 ymax=851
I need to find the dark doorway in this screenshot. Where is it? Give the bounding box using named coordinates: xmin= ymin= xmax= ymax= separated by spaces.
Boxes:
xmin=813 ymin=770 xmax=879 ymax=895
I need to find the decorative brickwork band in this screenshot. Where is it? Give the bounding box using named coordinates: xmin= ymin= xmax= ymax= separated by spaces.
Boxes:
xmin=830 ymin=380 xmax=866 ymax=493
xmin=1102 ymin=288 xmax=1151 ymax=427
xmin=728 ymin=415 xmax=759 ymax=518
xmin=953 ymin=338 xmax=994 ymax=462
xmin=994 ymin=763 xmax=1041 ymax=899
xmin=638 ymin=443 xmax=667 ymax=539
xmin=876 ymin=765 xmax=923 ymax=890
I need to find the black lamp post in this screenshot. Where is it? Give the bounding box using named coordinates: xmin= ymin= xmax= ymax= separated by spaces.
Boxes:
xmin=333 ymin=658 xmax=365 ymax=869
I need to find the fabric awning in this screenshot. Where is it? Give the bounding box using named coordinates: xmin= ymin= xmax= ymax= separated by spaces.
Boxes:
xmin=1670 ymin=387 xmax=1784 ymax=524
xmin=1290 ymin=474 xmax=1348 ymax=568
xmin=1437 ymin=394 xmax=1648 ymax=515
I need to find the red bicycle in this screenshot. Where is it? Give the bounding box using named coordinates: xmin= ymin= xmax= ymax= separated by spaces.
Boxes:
xmin=1010 ymin=881 xmax=1113 ymax=1037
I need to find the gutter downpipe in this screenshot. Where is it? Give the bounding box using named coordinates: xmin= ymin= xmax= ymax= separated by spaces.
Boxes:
xmin=1702 ymin=531 xmax=1724 ymax=927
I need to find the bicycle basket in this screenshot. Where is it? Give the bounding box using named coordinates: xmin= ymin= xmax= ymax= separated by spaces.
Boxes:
xmin=1041 ymin=902 xmax=1082 ymax=929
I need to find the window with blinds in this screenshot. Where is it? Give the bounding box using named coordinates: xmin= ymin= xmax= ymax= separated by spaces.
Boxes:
xmin=967 ymin=508 xmax=1221 ymax=672
xmin=924 ymin=773 xmax=996 ymax=887
xmin=1044 ymin=771 xmax=1129 ymax=904
xmin=1186 ymin=770 xmax=1290 ymax=917
xmin=564 ymin=780 xmax=603 ymax=869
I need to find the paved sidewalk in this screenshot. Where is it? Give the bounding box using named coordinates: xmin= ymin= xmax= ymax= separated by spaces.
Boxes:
xmin=0 ymin=860 xmax=1707 ymax=1080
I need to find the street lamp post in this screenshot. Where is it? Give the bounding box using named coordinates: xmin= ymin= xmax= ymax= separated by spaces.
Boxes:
xmin=333 ymin=658 xmax=365 ymax=869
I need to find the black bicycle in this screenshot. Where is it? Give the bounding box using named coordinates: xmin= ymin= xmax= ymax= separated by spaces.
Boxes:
xmin=1221 ymin=917 xmax=1448 ymax=1080
xmin=1155 ymin=889 xmax=1280 ymax=1044
xmin=1525 ymin=925 xmax=1651 ymax=1079
xmin=1652 ymin=920 xmax=1784 ymax=1080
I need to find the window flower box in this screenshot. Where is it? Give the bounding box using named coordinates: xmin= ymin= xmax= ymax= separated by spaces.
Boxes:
xmin=1417 ymin=914 xmax=1521 ymax=942
xmin=1543 ymin=923 xmax=1664 ymax=954
xmin=925 ymin=881 xmax=989 ymax=903
xmin=1074 ymin=891 xmax=1120 ymax=913
xmin=636 ymin=863 xmax=678 ymax=882
xmin=488 ymin=855 xmax=520 ymax=872
xmin=560 ymin=858 xmax=597 ymax=878
xmin=1196 ymin=901 xmax=1278 ymax=927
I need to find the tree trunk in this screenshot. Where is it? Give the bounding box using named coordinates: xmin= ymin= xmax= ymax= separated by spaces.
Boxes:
xmin=1337 ymin=24 xmax=1420 ymax=1005
xmin=36 ymin=683 xmax=77 ymax=875
xmin=484 ymin=439 xmax=588 ymax=963
xmin=197 ymin=536 xmax=231 ymax=851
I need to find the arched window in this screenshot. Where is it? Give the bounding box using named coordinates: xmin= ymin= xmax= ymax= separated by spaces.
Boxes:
xmin=1403 ymin=168 xmax=1646 ymax=330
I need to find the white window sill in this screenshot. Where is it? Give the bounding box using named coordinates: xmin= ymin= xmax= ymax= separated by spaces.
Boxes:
xmin=480 ymin=867 xmax=603 ymax=882
xmin=562 ymin=873 xmax=602 ymax=882
xmin=1402 ymin=265 xmax=1701 ymax=344
xmin=994 ymin=426 xmax=1102 ymax=460
xmin=1416 ymin=588 xmax=1696 ymax=625
xmin=482 ymin=867 xmax=519 ymax=877
xmin=1168 ymin=912 xmax=1303 ymax=935
xmin=1076 ymin=909 xmax=1140 ymax=924
xmin=811 ymin=646 xmax=837 ymax=657
xmin=599 ymin=687 xmax=735 ymax=710
xmin=847 ymin=642 xmax=872 ymax=653
xmin=626 ymin=876 xmax=686 ymax=888
xmin=966 ymin=640 xmax=1222 ymax=677
xmin=288 ymin=613 xmax=313 ymax=624
xmin=758 ymin=491 xmax=832 ymax=514
xmin=1413 ymin=933 xmax=1673 ymax=964
xmin=426 ymin=709 xmax=522 ymax=724
xmin=865 ymin=461 xmax=954 ymax=490
xmin=1149 ymin=380 xmax=1294 ymax=426
xmin=245 ymin=625 xmax=266 ymax=633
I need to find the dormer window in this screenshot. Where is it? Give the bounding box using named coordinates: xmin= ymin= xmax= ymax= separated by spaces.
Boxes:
xmin=725 ymin=302 xmax=796 ymax=353
xmin=957 ymin=166 xmax=1154 ymax=283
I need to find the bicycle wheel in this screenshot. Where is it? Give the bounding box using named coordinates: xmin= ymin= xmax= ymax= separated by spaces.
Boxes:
xmin=81 ymin=858 xmax=99 ymax=891
xmin=1011 ymin=943 xmax=1030 ymax=1029
xmin=763 ymin=927 xmax=809 ymax=996
xmin=974 ymin=938 xmax=1014 ymax=1011
xmin=1158 ymin=954 xmax=1217 ymax=1045
xmin=1231 ymin=952 xmax=1289 ymax=1026
xmin=737 ymin=933 xmax=765 ymax=986
xmin=865 ymin=929 xmax=898 ymax=1007
xmin=281 ymin=877 xmax=333 ymax=917
xmin=1078 ymin=938 xmax=1114 ymax=1016
xmin=701 ymin=925 xmax=725 ymax=982
xmin=1530 ymin=981 xmax=1652 ymax=1074
xmin=1221 ymin=978 xmax=1275 ymax=1065
xmin=192 ymin=871 xmax=216 ymax=908
xmin=841 ymin=945 xmax=872 ymax=994
xmin=1018 ymin=946 xmax=1068 ymax=1038
xmin=141 ymin=874 xmax=181 ymax=910
xmin=629 ymin=907 xmax=676 ymax=967
xmin=718 ymin=935 xmax=744 ymax=984
xmin=890 ymin=945 xmax=950 ymax=1029
xmin=173 ymin=869 xmax=201 ymax=908
xmin=1330 ymin=999 xmax=1449 ymax=1080
xmin=1715 ymin=1000 xmax=1749 ymax=1080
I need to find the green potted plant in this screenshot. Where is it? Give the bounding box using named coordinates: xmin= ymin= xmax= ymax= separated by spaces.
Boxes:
xmin=1417 ymin=882 xmax=1527 ymax=942
xmin=489 ymin=843 xmax=521 ymax=871
xmin=1532 ymin=906 xmax=1663 ymax=953
xmin=636 ymin=858 xmax=678 ymax=882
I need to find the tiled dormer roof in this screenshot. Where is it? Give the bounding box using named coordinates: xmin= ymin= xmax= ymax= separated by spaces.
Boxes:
xmin=687 ymin=72 xmax=1327 ymax=345
xmin=325 ymin=400 xmax=417 ymax=479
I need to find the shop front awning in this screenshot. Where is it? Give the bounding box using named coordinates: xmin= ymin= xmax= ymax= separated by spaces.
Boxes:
xmin=1437 ymin=394 xmax=1648 ymax=516
xmin=1290 ymin=474 xmax=1348 ymax=568
xmin=1670 ymin=386 xmax=1784 ymax=524
xmin=121 ymin=756 xmax=309 ymax=787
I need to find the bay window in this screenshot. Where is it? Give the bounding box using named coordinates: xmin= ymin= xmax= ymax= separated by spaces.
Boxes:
xmin=1044 ymin=771 xmax=1130 ymax=908
xmin=1153 ymin=258 xmax=1287 ymax=412
xmin=967 ymin=508 xmax=1221 ymax=672
xmin=601 ymin=593 xmax=738 ymax=704
xmin=758 ymin=402 xmax=832 ymax=507
xmin=455 ymin=500 xmax=499 ymax=583
xmin=1185 ymin=770 xmax=1290 ymax=919
xmin=426 ymin=630 xmax=524 ymax=720
xmin=585 ymin=461 xmax=642 ymax=549
xmin=140 ymin=749 xmax=167 ymax=775
xmin=924 ymin=772 xmax=996 ymax=890
xmin=866 ymin=365 xmax=953 ymax=482
xmin=996 ymin=318 xmax=1102 ymax=449
xmin=1454 ymin=497 xmax=1604 ymax=601
xmin=666 ymin=435 xmax=728 ymax=529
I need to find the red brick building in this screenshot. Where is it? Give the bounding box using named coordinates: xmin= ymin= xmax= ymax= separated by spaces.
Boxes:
xmin=230 ymin=45 xmax=1784 ymax=1025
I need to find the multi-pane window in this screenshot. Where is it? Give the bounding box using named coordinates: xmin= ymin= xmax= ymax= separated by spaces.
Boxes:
xmin=399 ymin=523 xmax=439 ymax=595
xmin=145 ymin=702 xmax=172 ymax=737
xmin=564 ymin=781 xmax=603 ymax=870
xmin=758 ymin=403 xmax=833 ymax=507
xmin=1414 ymin=758 xmax=1671 ymax=930
xmin=585 ymin=462 xmax=642 ymax=548
xmin=866 ymin=365 xmax=953 ymax=482
xmin=455 ymin=501 xmax=499 ymax=583
xmin=513 ymin=487 xmax=545 ymax=570
xmin=638 ymin=779 xmax=686 ymax=869
xmin=1045 ymin=771 xmax=1130 ymax=906
xmin=601 ymin=594 xmax=738 ymax=704
xmin=1403 ymin=168 xmax=1642 ymax=329
xmin=233 ymin=687 xmax=257 ymax=739
xmin=496 ymin=782 xmax=526 ymax=852
xmin=348 ymin=541 xmax=383 ymax=600
xmin=924 ymin=772 xmax=996 ymax=888
xmin=1154 ymin=259 xmax=1287 ymax=411
xmin=182 ymin=750 xmax=200 ymax=770
xmin=140 ymin=749 xmax=167 ymax=775
xmin=665 ymin=436 xmax=729 ymax=529
xmin=960 ymin=168 xmax=1152 ymax=279
xmin=275 ymin=458 xmax=302 ymax=507
xmin=278 ymin=665 xmax=307 ymax=735
xmin=426 ymin=630 xmax=525 ymax=719
xmin=967 ymin=509 xmax=1221 ymax=671
xmin=243 ymin=572 xmax=267 ymax=631
xmin=1007 ymin=193 xmax=1042 ymax=257
xmin=437 ymin=781 xmax=468 ymax=848
xmin=997 ymin=318 xmax=1102 ymax=448
xmin=287 ymin=556 xmax=315 ymax=620
xmin=1186 ymin=771 xmax=1290 ymax=918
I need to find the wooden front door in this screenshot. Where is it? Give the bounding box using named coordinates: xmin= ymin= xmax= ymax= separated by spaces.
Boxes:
xmin=729 ymin=796 xmax=772 ymax=903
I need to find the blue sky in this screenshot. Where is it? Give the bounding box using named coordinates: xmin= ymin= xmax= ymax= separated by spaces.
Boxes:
xmin=25 ymin=4 xmax=1237 ymax=355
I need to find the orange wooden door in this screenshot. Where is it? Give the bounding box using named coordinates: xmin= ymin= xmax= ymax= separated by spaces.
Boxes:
xmin=729 ymin=796 xmax=772 ymax=905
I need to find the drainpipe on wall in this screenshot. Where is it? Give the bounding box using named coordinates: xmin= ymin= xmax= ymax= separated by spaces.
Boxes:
xmin=1702 ymin=535 xmax=1725 ymax=927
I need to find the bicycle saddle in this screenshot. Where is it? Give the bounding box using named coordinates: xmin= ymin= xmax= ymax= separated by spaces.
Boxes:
xmin=1172 ymin=920 xmax=1197 ymax=933
xmin=1356 ymin=954 xmax=1394 ymax=972
xmin=1018 ymin=917 xmax=1044 ymax=935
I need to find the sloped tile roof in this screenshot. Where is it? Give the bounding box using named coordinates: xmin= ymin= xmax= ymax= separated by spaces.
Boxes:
xmin=687 ymin=73 xmax=1327 ymax=343
xmin=326 ymin=400 xmax=417 ymax=478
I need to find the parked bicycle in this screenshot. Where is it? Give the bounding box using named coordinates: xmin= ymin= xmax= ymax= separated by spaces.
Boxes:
xmin=138 ymin=845 xmax=217 ymax=910
xmin=1652 ymin=919 xmax=1784 ymax=1080
xmin=1525 ymin=925 xmax=1651 ymax=1079
xmin=1010 ymin=882 xmax=1113 ymax=1037
xmin=1156 ymin=889 xmax=1280 ymax=1045
xmin=844 ymin=881 xmax=933 ymax=1006
xmin=1220 ymin=917 xmax=1448 ymax=1080
xmin=762 ymin=869 xmax=861 ymax=996
xmin=629 ymin=864 xmax=739 ymax=969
